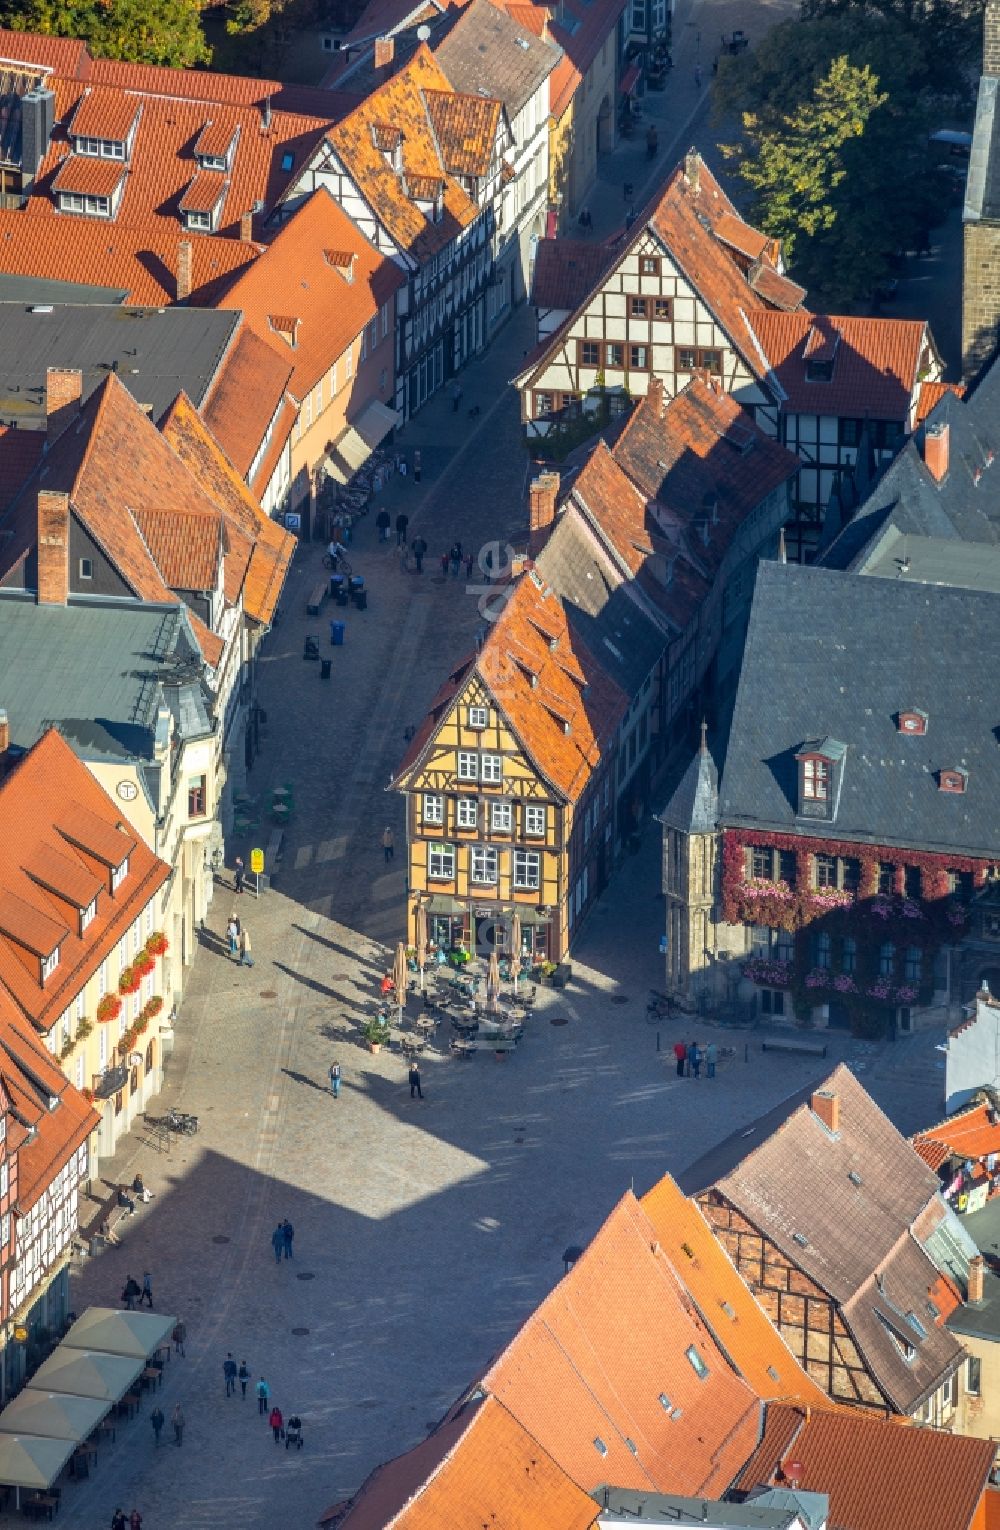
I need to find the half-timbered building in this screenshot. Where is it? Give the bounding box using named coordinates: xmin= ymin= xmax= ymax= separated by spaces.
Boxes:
xmin=679 ymin=1065 xmax=973 ymax=1426
xmin=517 ymin=151 xmax=942 ymax=559
xmin=390 ymin=572 xmax=627 ymax=962
xmin=281 ymin=45 xmax=510 ymax=419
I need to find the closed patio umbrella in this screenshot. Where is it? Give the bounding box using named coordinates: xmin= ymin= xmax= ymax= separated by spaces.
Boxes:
xmin=486 ymin=949 xmax=501 ymax=1013
xmin=414 ymin=901 xmax=428 ymax=994
xmin=509 ymin=912 xmax=523 ymax=994
xmin=393 ymin=940 xmax=409 ymax=1025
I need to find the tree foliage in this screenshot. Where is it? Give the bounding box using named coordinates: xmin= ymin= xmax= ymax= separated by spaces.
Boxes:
xmin=2 ymin=0 xmax=210 ymax=67
xmin=716 ymin=6 xmax=976 ymax=303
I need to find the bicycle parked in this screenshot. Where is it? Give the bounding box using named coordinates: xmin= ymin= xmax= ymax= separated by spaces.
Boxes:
xmin=322 ymin=550 xmax=353 ymax=575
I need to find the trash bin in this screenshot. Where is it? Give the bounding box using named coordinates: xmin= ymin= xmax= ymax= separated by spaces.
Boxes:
xmin=335 ymin=584 xmax=349 ymax=606
xmin=330 ymin=620 xmax=345 ymax=646
xmin=349 ymin=576 xmax=365 ymax=593
xmin=329 ymin=574 xmax=345 ymax=600
xmin=355 ymin=588 xmax=368 ymax=610
xmin=320 ymin=658 xmax=332 ymax=679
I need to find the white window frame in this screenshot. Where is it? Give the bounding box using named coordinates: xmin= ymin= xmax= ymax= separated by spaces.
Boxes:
xmin=427 ymin=844 xmax=456 ymax=880
xmin=456 ymin=798 xmax=478 ymax=829
xmin=422 ymin=793 xmax=444 ymax=825
xmin=470 ymin=846 xmax=499 ymax=885
xmin=524 ymin=804 xmax=546 ymax=837
xmin=481 ymin=754 xmax=502 ymax=784
xmin=75 ymin=1055 xmax=84 ymax=1090
xmin=99 ymin=1027 xmax=108 ymax=1069
xmin=81 ymin=897 xmax=97 ymax=932
xmin=468 ymin=705 xmax=489 ymax=730
xmin=513 ymin=850 xmax=541 ymax=890
xmin=41 ymin=948 xmax=60 ymax=984
xmin=457 ymin=752 xmax=478 ymax=781
xmin=185 ymin=209 xmax=212 ymax=232
xmin=112 ymin=857 xmax=129 ymax=892
xmin=491 ymin=801 xmax=512 ymax=833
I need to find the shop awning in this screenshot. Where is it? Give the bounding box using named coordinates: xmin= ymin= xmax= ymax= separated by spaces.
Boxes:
xmin=620 ymin=62 xmax=641 ymax=95
xmin=0 ymin=1433 xmax=76 ymax=1489
xmin=60 ymin=1307 xmax=176 ymax=1360
xmin=423 ymin=895 xmax=466 ymax=916
xmin=0 ymin=1391 xmax=108 ymax=1442
xmin=28 ymin=1348 xmax=143 ymax=1401
xmin=324 ymin=400 xmax=400 ymax=485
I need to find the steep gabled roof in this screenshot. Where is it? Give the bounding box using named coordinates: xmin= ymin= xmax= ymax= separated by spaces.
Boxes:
xmin=198 ymin=324 xmax=294 ymax=479
xmin=912 ymin=1103 xmax=1000 ymax=1172
xmin=529 ymin=236 xmax=617 ymax=311
xmin=657 ymin=735 xmax=718 ymax=833
xmin=747 ymin=311 xmax=930 ymax=420
xmin=131 ymin=505 xmax=223 ymax=592
xmin=434 ymin=0 xmax=561 ymax=118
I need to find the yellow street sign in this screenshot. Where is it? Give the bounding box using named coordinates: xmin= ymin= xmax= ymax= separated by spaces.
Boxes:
xmin=250 ymin=849 xmax=264 ymax=875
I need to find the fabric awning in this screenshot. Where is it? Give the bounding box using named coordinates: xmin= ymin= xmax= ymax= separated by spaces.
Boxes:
xmin=324 ymin=400 xmax=400 ymax=485
xmin=60 ymin=1307 xmax=175 ymax=1360
xmin=620 ymin=62 xmax=641 ymax=95
xmin=0 ymin=1433 xmax=75 ymax=1489
xmin=28 ymin=1348 xmax=143 ymax=1401
xmin=354 ymin=397 xmax=399 ymax=450
xmin=0 ymin=1391 xmax=108 ymax=1441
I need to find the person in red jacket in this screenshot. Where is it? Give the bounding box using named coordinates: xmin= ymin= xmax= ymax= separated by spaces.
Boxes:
xmin=673 ymin=1040 xmax=687 ymax=1079
xmin=269 ymin=1405 xmax=283 ymax=1444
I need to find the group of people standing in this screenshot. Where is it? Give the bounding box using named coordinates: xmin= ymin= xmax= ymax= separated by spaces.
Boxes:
xmin=271 ymin=1219 xmax=295 ymax=1263
xmin=226 ymin=912 xmax=253 ymax=967
xmin=672 ymin=1039 xmax=718 ymax=1078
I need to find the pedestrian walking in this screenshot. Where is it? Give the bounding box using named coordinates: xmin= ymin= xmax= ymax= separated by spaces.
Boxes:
xmin=695 ymin=61 xmax=702 ymax=86
xmin=269 ymin=1404 xmax=284 ymax=1444
xmin=286 ymin=1413 xmax=304 ymax=1449
xmin=141 ymin=1271 xmax=153 ymax=1308
xmin=625 ymin=204 xmax=637 ymax=230
xmin=449 ymin=541 xmax=463 ymax=577
xmin=239 ymin=1360 xmax=250 ymax=1398
xmin=689 ymin=1041 xmax=702 ymax=1079
xmin=464 ymin=552 xmax=474 ymax=579
xmin=256 ymin=1378 xmax=270 ymax=1415
xmin=380 ymin=971 xmax=395 ymax=997
xmin=409 ymin=1062 xmax=423 ymax=1100
xmin=271 ymin=1224 xmax=284 ymax=1264
xmin=413 ymin=449 xmax=421 ymax=483
xmin=171 ymin=1404 xmax=184 ymax=1446
xmin=329 ymin=1061 xmax=341 ymax=1098
xmin=150 ymin=1406 xmax=164 ymax=1446
xmin=224 ymin=1352 xmax=237 ymax=1396
xmin=398 ymin=456 xmax=408 ymax=481
xmin=705 ymin=1040 xmax=718 ymax=1079
xmin=130 ymin=1512 xmax=143 ymax=1530
xmin=376 ymin=507 xmax=391 ymax=542
xmin=282 ymin=1219 xmax=295 ymax=1259
xmin=172 ymin=1320 xmax=186 ymax=1356
xmin=234 ymin=856 xmax=244 ymax=893
xmin=226 ymin=915 xmax=239 ymax=957
xmin=396 ymin=512 xmax=409 ymax=546
xmin=450 ymin=381 xmax=462 ymax=412
xmin=382 ymin=827 xmax=394 ymax=863
xmin=411 ymin=535 xmax=427 ymax=572
xmin=112 ymin=1510 xmax=127 ymax=1530
xmin=239 ymin=928 xmax=254 ymax=968
xmin=122 ymin=1275 xmax=140 ymax=1311
xmin=673 ymin=1040 xmax=687 ymax=1079
xmin=440 ymin=551 xmax=449 ymax=576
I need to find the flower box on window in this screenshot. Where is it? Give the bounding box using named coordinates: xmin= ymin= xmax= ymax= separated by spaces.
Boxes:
xmin=97 ymin=995 xmax=122 ymax=1024
xmin=118 ymin=966 xmax=141 ymax=995
xmin=145 ymin=932 xmax=169 ymax=957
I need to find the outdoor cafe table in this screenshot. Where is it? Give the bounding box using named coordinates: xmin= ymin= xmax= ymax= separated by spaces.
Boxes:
xmin=23 ymin=1494 xmax=58 ymax=1521
xmin=141 ymin=1366 xmax=162 ymax=1391
xmin=70 ymin=1441 xmax=97 ymax=1478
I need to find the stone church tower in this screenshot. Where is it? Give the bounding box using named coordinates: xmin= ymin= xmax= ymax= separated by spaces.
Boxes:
xmin=963 ymin=0 xmax=1000 ymax=379
xmin=657 ymin=725 xmax=721 ymax=1009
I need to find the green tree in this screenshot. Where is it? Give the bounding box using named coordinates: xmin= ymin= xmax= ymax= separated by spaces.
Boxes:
xmin=3 ymin=0 xmax=210 ymax=67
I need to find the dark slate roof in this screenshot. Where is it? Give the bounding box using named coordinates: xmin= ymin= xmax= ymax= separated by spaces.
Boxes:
xmin=0 ymin=302 xmax=241 ymax=428
xmin=435 ymin=0 xmax=561 ymax=117
xmin=966 ymin=72 xmax=1000 ymax=222
xmin=822 ymin=356 xmax=1000 ymax=571
xmin=0 ymin=274 xmax=130 ymax=305
xmin=657 ymin=739 xmax=718 ymax=833
xmin=718 ymin=560 xmax=1000 ymax=858
xmin=534 ymin=509 xmax=667 ymax=700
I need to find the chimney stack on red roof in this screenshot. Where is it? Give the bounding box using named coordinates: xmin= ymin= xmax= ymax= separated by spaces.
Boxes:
xmin=240 ymin=210 xmax=253 ymax=242
xmin=45 ymin=367 xmax=82 ymax=444
xmin=646 ymin=375 xmax=666 ymax=419
xmin=924 ymin=421 xmax=950 ymax=483
xmin=528 ymin=471 xmax=560 ymax=555
xmin=177 ymin=239 xmax=193 ymax=304
xmin=811 ymin=1089 xmax=840 ymax=1135
xmin=0 ymin=710 xmax=8 ymax=758
xmin=36 ymin=489 xmax=70 ymax=607
xmin=374 ymin=35 xmax=395 ymax=69
xmin=969 ymin=1253 xmax=986 ymax=1305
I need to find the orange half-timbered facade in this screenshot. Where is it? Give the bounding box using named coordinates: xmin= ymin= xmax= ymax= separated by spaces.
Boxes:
xmin=391 ymin=574 xmax=626 ymax=963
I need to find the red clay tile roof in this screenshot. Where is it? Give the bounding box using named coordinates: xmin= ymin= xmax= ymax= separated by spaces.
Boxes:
xmin=0 ymin=207 xmax=261 ymax=305
xmin=0 ymin=729 xmax=170 ymax=1034
xmin=749 ymin=263 xmax=807 ymax=310
xmin=322 ymin=1395 xmax=598 ymax=1530
xmin=713 ymin=211 xmax=770 ymax=261
xmin=0 ymin=28 xmax=91 ymax=76
xmin=480 ymin=1191 xmax=762 ymax=1497
xmin=916 ymin=379 xmax=964 ymax=424
xmin=735 ymin=1402 xmax=995 ymax=1530
xmin=179 ymin=172 xmax=228 ymax=215
xmin=422 ymin=88 xmax=500 ymax=176
xmin=132 ymin=506 xmax=222 ymax=590
xmin=68 ymin=90 xmax=140 ymax=141
xmin=217 ymin=187 xmax=404 ymax=401
xmin=641 ymin=1175 xmax=831 ymax=1408
xmin=530 ymin=237 xmax=617 ymax=310
xmin=51 ymin=155 xmax=127 ymax=198
xmin=0 ymin=426 xmax=45 ymax=514
xmin=325 ymin=45 xmax=483 ymax=261
xmin=748 ymin=311 xmax=929 ymax=420
xmin=197 ymin=325 xmax=294 ymax=479
xmin=912 ymin=1103 xmax=1000 ymax=1171
xmin=193 ymin=119 xmax=240 ymax=159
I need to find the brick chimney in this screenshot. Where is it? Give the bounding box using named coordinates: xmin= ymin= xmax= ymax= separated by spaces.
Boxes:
xmin=239 ymin=210 xmax=253 ymax=242
xmin=986 ymin=0 xmax=1000 ymax=77
xmin=373 ymin=35 xmax=395 ymax=69
xmin=528 ymin=471 xmax=559 ymax=554
xmin=969 ymin=1253 xmax=986 ymax=1304
xmin=177 ymin=239 xmax=193 ymax=303
xmin=811 ymin=1089 xmax=840 ymax=1135
xmin=37 ymin=489 xmax=70 ymax=605
xmin=646 ymin=375 xmax=666 ymax=419
xmin=0 ymin=710 xmax=8 ymax=757
xmin=923 ymin=421 xmax=949 ymax=482
xmin=45 ymin=367 xmax=82 ymax=444
xmin=684 ymin=147 xmax=701 ymax=193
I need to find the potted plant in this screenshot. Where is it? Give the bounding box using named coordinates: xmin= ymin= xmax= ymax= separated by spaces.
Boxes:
xmin=537 ymin=961 xmax=558 ymax=987
xmin=134 ymin=951 xmax=156 ymax=978
xmin=60 ymin=1039 xmax=74 ymax=1062
xmin=362 ymin=1015 xmax=391 ymax=1054
xmin=146 ymin=932 xmax=169 ymax=957
xmin=96 ymin=995 xmax=121 ymax=1024
xmin=76 ymin=1018 xmax=93 ymax=1041
xmin=118 ymin=965 xmax=140 ymax=996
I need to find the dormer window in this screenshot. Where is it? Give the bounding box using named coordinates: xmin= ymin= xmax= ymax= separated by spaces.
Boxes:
xmin=898 ymin=708 xmax=928 ymax=736
xmin=194 ymin=122 xmax=240 ymax=175
xmin=794 ymin=737 xmax=846 ymax=821
xmin=805 ymin=358 xmax=834 ymax=382
xmin=80 ymin=897 xmax=97 ymax=934
xmin=939 ymin=768 xmax=968 ymax=794
xmin=41 ymin=946 xmax=60 ymax=984
xmin=111 ymin=857 xmax=129 ymax=893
